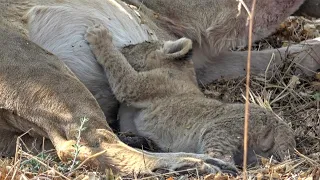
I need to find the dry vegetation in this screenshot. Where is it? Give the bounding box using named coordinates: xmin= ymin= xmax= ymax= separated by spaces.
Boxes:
xmin=203 ymin=16 xmax=320 ymax=180
xmin=0 ymin=16 xmax=319 ymax=180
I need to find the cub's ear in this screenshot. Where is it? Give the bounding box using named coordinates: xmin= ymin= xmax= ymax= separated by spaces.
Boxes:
xmin=162 ymin=38 xmax=193 ymax=60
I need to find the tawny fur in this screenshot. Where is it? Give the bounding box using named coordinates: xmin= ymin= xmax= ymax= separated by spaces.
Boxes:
xmin=86 ymin=25 xmax=296 ymax=165
xmin=0 ymin=0 xmax=319 ymax=175
xmin=16 ymin=0 xmax=319 ymax=126
xmin=123 ymin=0 xmax=320 ymax=83
xmin=24 ymin=0 xmax=158 ymax=124
xmin=0 ymin=0 xmax=238 ymax=176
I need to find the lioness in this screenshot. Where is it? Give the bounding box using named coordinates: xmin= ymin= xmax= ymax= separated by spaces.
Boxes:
xmin=0 ymin=0 xmax=319 ymax=176
xmin=86 ymin=24 xmax=296 ymax=165
xmin=0 ymin=12 xmax=239 ymax=177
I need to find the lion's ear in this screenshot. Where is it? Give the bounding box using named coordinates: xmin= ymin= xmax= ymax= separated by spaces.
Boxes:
xmin=162 ymin=38 xmax=193 ymax=60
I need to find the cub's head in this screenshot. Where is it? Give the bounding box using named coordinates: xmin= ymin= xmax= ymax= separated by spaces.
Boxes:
xmin=121 ymin=37 xmax=196 ymax=81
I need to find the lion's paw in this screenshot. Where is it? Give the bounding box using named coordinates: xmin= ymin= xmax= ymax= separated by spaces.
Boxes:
xmin=149 ymin=153 xmax=238 ymax=176
xmin=85 ymin=24 xmax=113 ymax=56
xmin=85 ymin=24 xmax=112 ymax=43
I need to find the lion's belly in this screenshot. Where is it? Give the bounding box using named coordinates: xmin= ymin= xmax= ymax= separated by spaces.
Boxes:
xmin=28 ymin=0 xmax=156 ymax=48
xmin=25 ymin=0 xmax=157 ymax=120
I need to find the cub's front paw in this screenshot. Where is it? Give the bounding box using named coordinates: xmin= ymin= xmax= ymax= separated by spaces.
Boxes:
xmin=85 ymin=24 xmax=113 ymax=55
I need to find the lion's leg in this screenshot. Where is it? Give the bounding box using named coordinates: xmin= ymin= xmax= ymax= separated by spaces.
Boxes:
xmin=54 ymin=129 xmax=238 ymax=175
xmin=0 ymin=115 xmax=235 ymax=175
xmin=194 ymin=40 xmax=320 ymax=85
xmin=294 ymin=0 xmax=320 ymax=18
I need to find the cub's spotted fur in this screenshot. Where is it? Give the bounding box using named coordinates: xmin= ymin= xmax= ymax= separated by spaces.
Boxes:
xmin=86 ymin=25 xmax=296 ymax=165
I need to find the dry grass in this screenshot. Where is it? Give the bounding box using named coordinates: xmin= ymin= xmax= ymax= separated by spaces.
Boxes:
xmin=1 ymin=16 xmax=319 ymax=180
xmin=0 ymin=150 xmax=119 ymax=179
xmin=204 ymin=16 xmax=320 ymax=158
xmin=202 ymin=16 xmax=320 ymax=180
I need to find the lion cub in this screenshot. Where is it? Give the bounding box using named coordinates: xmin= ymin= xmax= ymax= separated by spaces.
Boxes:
xmin=85 ymin=25 xmax=296 ymax=165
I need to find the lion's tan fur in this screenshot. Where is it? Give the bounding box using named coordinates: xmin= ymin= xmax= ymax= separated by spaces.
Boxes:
xmin=85 ymin=25 xmax=296 ymax=165
xmin=0 ymin=0 xmax=319 ymax=176
xmin=124 ymin=0 xmax=320 ymax=83
xmin=0 ymin=0 xmax=239 ymax=176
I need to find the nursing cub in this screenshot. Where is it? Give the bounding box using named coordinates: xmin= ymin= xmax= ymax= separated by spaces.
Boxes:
xmin=86 ymin=25 xmax=296 ymax=165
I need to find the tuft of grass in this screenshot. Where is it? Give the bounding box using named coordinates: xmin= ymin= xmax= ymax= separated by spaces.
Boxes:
xmin=69 ymin=117 xmax=89 ymax=172
xmin=19 ymin=151 xmax=53 ymax=173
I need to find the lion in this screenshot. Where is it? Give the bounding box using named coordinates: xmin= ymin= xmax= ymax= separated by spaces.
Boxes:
xmin=21 ymin=0 xmax=320 ymax=125
xmin=85 ymin=24 xmax=296 ymax=166
xmin=0 ymin=9 xmax=239 ymax=178
xmin=0 ymin=0 xmax=319 ymax=176
xmin=123 ymin=0 xmax=320 ymax=84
